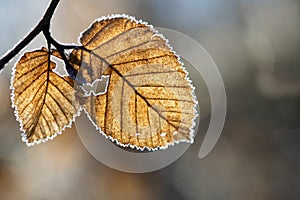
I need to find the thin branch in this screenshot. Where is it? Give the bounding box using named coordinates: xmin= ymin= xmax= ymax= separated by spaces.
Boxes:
xmin=42 ymin=30 xmax=78 ymax=79
xmin=0 ymin=0 xmax=60 ymax=71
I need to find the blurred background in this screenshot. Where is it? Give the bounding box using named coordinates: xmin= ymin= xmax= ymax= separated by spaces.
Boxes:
xmin=0 ymin=0 xmax=299 ymax=199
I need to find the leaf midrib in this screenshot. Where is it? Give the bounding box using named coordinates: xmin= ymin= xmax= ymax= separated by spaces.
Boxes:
xmin=91 ymin=52 xmax=187 ymax=132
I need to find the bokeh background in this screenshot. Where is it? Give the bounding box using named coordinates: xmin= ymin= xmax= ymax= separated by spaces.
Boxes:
xmin=0 ymin=0 xmax=299 ymax=199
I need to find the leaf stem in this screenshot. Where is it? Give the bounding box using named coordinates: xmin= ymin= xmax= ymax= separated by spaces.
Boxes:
xmin=0 ymin=0 xmax=60 ymax=71
xmin=42 ymin=30 xmax=78 ymax=79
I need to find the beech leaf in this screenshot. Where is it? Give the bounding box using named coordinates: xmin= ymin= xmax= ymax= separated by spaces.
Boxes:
xmin=73 ymin=15 xmax=198 ymax=150
xmin=11 ymin=47 xmax=80 ymax=145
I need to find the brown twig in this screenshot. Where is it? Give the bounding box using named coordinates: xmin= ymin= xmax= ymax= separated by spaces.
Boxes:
xmin=0 ymin=0 xmax=60 ymax=70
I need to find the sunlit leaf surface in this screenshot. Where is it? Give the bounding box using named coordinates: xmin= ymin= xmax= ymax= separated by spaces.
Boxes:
xmin=11 ymin=48 xmax=80 ymax=145
xmin=72 ymin=16 xmax=198 ymax=150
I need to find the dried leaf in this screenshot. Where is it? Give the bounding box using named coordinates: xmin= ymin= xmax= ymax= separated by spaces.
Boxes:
xmin=75 ymin=15 xmax=198 ymax=150
xmin=11 ymin=47 xmax=80 ymax=145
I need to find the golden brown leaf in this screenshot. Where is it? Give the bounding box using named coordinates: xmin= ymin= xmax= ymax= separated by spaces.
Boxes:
xmin=76 ymin=15 xmax=198 ymax=150
xmin=11 ymin=47 xmax=80 ymax=145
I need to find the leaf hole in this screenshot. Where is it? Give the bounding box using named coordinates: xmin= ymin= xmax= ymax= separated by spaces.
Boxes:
xmin=51 ymin=57 xmax=68 ymax=76
xmin=81 ymin=76 xmax=110 ymax=96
